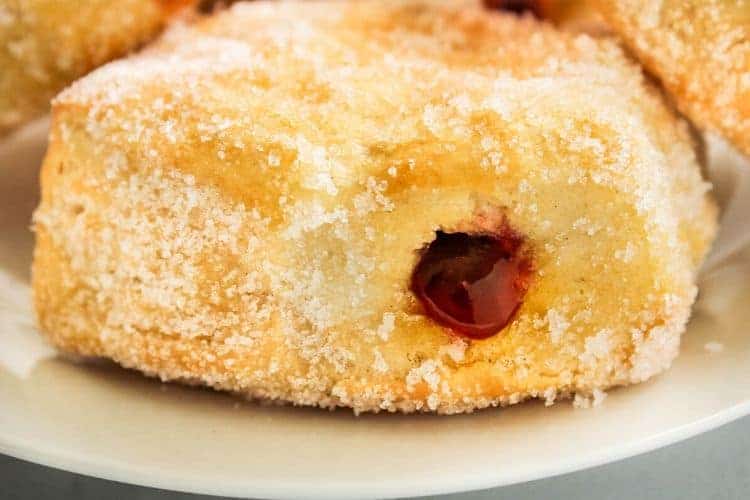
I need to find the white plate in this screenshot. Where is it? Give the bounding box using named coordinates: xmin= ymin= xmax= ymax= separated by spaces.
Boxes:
xmin=1 ymin=120 xmax=749 ymax=500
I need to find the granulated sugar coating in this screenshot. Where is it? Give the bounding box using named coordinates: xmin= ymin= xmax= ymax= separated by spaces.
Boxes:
xmin=0 ymin=0 xmax=194 ymax=136
xmin=593 ymin=0 xmax=750 ymax=157
xmin=33 ymin=0 xmax=717 ymax=414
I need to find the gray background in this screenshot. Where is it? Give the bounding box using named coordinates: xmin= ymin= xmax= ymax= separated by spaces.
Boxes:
xmin=2 ymin=415 xmax=748 ymax=500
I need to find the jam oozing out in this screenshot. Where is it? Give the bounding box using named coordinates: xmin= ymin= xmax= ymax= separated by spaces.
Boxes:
xmin=411 ymin=231 xmax=532 ymax=339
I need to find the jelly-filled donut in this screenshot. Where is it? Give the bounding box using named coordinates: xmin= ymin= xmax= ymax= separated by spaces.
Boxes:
xmin=33 ymin=0 xmax=717 ymax=413
xmin=592 ymin=0 xmax=750 ymax=157
xmin=0 ymin=0 xmax=193 ymax=136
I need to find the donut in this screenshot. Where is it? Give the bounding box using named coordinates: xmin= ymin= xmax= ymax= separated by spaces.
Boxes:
xmin=591 ymin=0 xmax=750 ymax=157
xmin=32 ymin=0 xmax=717 ymax=414
xmin=0 ymin=0 xmax=193 ymax=136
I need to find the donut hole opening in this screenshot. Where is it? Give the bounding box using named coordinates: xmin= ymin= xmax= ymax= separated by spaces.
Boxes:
xmin=411 ymin=230 xmax=532 ymax=340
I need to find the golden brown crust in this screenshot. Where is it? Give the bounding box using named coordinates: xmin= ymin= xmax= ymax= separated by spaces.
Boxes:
xmin=33 ymin=0 xmax=717 ymax=413
xmin=0 ymin=0 xmax=195 ymax=136
xmin=593 ymin=0 xmax=750 ymax=157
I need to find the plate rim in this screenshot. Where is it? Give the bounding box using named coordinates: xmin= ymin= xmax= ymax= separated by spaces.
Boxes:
xmin=1 ymin=400 xmax=749 ymax=499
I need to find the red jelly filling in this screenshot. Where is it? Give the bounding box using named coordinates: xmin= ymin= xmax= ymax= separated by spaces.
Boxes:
xmin=411 ymin=231 xmax=531 ymax=339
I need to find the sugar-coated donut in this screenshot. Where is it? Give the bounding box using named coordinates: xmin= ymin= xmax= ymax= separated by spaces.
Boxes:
xmin=33 ymin=0 xmax=717 ymax=414
xmin=592 ymin=0 xmax=750 ymax=157
xmin=0 ymin=0 xmax=193 ymax=136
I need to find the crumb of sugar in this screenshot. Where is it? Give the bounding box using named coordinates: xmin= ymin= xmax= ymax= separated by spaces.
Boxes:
xmin=546 ymin=308 xmax=570 ymax=344
xmin=376 ymin=312 xmax=396 ymax=341
xmin=573 ymin=389 xmax=606 ymax=409
xmin=579 ymin=329 xmax=613 ymax=366
xmin=405 ymin=360 xmax=441 ymax=393
xmin=267 ymin=153 xmax=280 ymax=167
xmin=373 ymin=348 xmax=389 ymax=373
xmin=543 ymin=387 xmax=557 ymax=407
xmin=439 ymin=339 xmax=467 ymax=363
xmin=427 ymin=393 xmax=440 ymax=411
